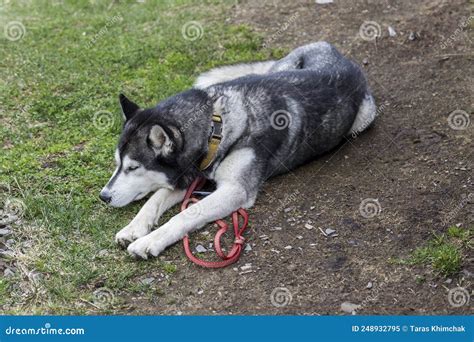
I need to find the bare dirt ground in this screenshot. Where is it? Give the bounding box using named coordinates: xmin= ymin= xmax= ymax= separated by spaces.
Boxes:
xmin=131 ymin=0 xmax=473 ymax=315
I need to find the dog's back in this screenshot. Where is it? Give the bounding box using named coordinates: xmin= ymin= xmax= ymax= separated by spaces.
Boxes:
xmin=201 ymin=42 xmax=375 ymax=178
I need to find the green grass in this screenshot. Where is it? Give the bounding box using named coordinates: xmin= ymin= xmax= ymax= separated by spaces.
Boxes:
xmin=0 ymin=0 xmax=280 ymax=314
xmin=403 ymin=226 xmax=473 ymax=277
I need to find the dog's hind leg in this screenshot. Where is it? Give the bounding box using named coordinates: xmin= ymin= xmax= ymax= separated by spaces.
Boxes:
xmin=115 ymin=188 xmax=185 ymax=247
xmin=127 ymin=148 xmax=259 ymax=259
xmin=193 ymin=61 xmax=276 ymax=89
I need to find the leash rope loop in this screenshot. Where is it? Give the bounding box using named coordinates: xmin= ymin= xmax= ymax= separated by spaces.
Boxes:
xmin=180 ymin=177 xmax=250 ymax=268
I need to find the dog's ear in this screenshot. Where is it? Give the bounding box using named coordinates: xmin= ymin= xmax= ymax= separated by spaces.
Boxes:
xmin=148 ymin=125 xmax=173 ymax=155
xmin=119 ymin=93 xmax=140 ymax=121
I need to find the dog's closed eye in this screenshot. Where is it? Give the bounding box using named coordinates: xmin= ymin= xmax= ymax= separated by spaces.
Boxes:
xmin=127 ymin=165 xmax=140 ymax=172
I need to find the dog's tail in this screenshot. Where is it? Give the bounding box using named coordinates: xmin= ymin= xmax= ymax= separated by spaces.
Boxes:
xmin=194 ymin=61 xmax=276 ymax=89
xmin=348 ymin=93 xmax=377 ymax=136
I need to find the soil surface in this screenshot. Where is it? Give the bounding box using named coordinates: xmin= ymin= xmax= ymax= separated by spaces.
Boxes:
xmin=131 ymin=0 xmax=473 ymax=315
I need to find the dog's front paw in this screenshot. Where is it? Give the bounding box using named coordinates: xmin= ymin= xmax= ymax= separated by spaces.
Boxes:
xmin=115 ymin=223 xmax=151 ymax=248
xmin=127 ymin=230 xmax=167 ymax=259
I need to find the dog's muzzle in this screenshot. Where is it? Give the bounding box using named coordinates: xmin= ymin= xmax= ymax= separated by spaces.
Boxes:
xmin=99 ymin=189 xmax=112 ymax=204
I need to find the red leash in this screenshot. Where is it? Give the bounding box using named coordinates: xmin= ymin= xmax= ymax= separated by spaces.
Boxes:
xmin=180 ymin=177 xmax=250 ymax=268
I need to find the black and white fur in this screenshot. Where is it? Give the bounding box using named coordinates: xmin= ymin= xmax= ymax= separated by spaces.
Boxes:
xmin=100 ymin=42 xmax=376 ymax=259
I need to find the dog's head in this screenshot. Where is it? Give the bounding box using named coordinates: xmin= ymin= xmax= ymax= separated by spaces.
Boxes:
xmin=99 ymin=94 xmax=183 ymax=207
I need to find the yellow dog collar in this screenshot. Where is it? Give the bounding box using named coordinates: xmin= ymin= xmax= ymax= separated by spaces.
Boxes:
xmin=199 ymin=114 xmax=222 ymax=170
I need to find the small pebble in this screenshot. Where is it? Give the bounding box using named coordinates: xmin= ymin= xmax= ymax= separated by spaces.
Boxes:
xmin=315 ymin=0 xmax=333 ymax=3
xmin=325 ymin=228 xmax=336 ymax=236
xmin=141 ymin=277 xmax=155 ymax=285
xmin=366 ymin=281 xmax=373 ymax=289
xmin=341 ymin=302 xmax=361 ymax=314
xmin=29 ymin=271 xmax=42 ymax=282
xmin=240 ymin=264 xmax=252 ymax=271
xmin=284 ymin=245 xmax=293 ymax=250
xmin=244 ymin=243 xmax=252 ymax=252
xmin=195 ymin=245 xmax=207 ymax=253
xmin=239 ymin=270 xmax=254 ymax=275
xmin=296 ymin=235 xmax=303 ymax=240
xmin=305 ymin=223 xmax=314 ymax=230
xmin=408 ymin=31 xmax=419 ymax=41
xmin=388 ymin=26 xmax=396 ymax=37
xmin=0 ymin=229 xmax=11 ymax=236
xmin=98 ymin=249 xmax=108 ymax=257
xmin=4 ymin=268 xmax=14 ymax=277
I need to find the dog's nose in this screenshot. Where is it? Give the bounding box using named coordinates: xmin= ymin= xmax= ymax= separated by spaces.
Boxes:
xmin=99 ymin=190 xmax=112 ymax=204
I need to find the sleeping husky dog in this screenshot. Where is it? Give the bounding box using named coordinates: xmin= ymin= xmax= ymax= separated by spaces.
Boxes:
xmin=100 ymin=42 xmax=376 ymax=259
